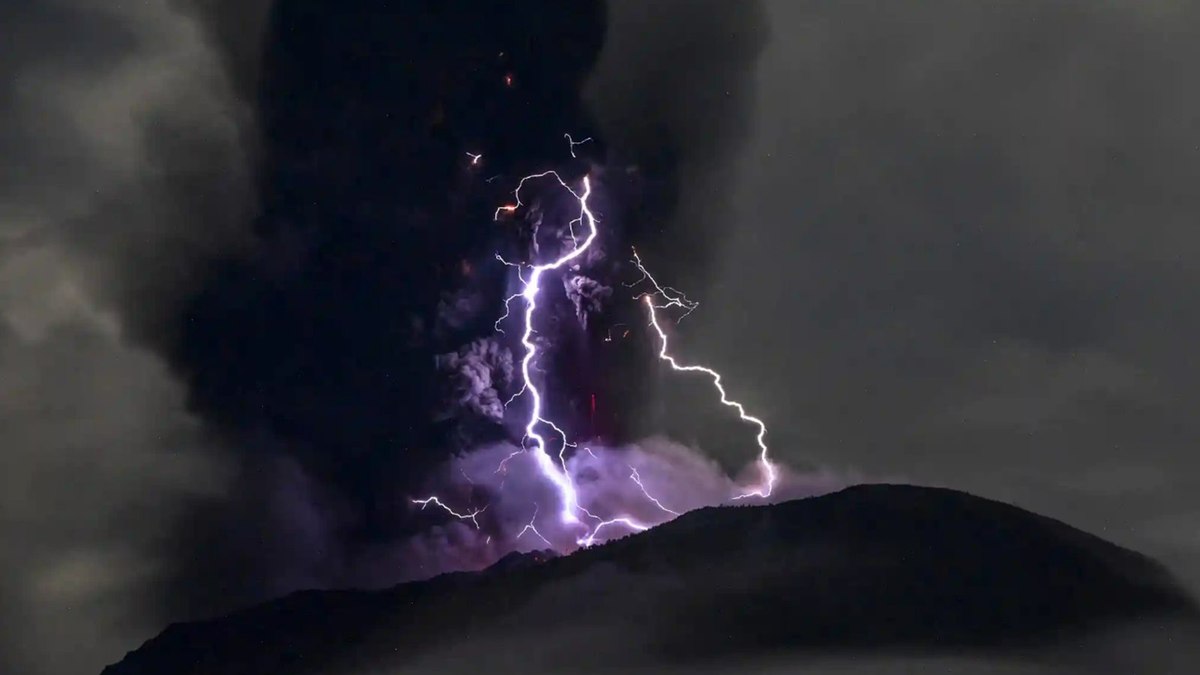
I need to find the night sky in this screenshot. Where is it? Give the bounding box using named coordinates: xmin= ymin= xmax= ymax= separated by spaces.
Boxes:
xmin=4 ymin=1 xmax=1200 ymax=674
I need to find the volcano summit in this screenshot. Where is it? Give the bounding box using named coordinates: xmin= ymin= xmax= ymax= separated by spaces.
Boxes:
xmin=104 ymin=485 xmax=1199 ymax=675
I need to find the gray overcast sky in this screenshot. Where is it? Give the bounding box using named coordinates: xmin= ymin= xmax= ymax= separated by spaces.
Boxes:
xmin=671 ymin=0 xmax=1200 ymax=592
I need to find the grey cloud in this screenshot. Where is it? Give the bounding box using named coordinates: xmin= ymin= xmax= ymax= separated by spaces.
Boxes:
xmin=0 ymin=1 xmax=261 ymax=673
xmin=562 ymin=273 xmax=612 ymax=327
xmin=173 ymin=0 xmax=273 ymax=101
xmin=436 ymin=338 xmax=516 ymax=423
xmin=585 ymin=0 xmax=769 ymax=292
xmin=585 ymin=0 xmax=767 ymax=177
xmin=672 ymin=0 xmax=1200 ymax=594
xmin=0 ymin=323 xmax=227 ymax=675
xmin=2 ymin=1 xmax=260 ymax=345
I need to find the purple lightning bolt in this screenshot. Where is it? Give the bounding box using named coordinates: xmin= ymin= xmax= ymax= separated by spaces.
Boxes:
xmin=495 ymin=171 xmax=666 ymax=545
xmin=564 ymin=133 xmax=592 ymax=158
xmin=411 ymin=496 xmax=488 ymax=530
xmin=629 ymin=249 xmax=700 ymax=322
xmin=497 ymin=171 xmax=598 ymax=526
xmin=413 ymin=144 xmax=696 ymax=551
xmin=516 ymin=503 xmax=554 ymax=548
xmin=577 ymin=516 xmax=650 ymax=548
xmin=641 ymin=288 xmax=777 ymax=500
xmin=630 ymin=467 xmax=680 ymax=517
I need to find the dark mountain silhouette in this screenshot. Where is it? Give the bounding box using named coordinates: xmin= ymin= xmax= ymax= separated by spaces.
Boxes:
xmin=103 ymin=485 xmax=1198 ymax=674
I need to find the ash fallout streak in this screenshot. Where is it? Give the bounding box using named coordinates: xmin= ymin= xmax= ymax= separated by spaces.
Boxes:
xmin=414 ymin=140 xmax=781 ymax=554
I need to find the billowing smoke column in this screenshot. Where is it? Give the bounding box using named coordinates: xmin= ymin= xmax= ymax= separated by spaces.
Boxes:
xmin=412 ymin=139 xmax=791 ymax=557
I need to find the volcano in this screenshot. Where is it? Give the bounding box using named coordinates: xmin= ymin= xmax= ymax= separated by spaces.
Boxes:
xmin=103 ymin=485 xmax=1198 ymax=674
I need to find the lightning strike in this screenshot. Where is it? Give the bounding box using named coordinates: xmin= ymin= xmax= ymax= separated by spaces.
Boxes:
xmin=494 ymin=448 xmax=524 ymax=475
xmin=494 ymin=290 xmax=522 ymax=334
xmin=517 ymin=504 xmax=554 ymax=548
xmin=419 ymin=136 xmax=768 ymax=556
xmin=411 ymin=497 xmax=488 ymax=530
xmin=503 ymin=380 xmax=528 ymax=408
xmin=495 ymin=254 xmax=529 ymax=283
xmin=642 ymin=295 xmax=778 ymax=500
xmin=629 ymin=249 xmax=699 ymax=321
xmin=497 ymin=171 xmax=600 ymax=526
xmin=492 ymin=170 xmax=571 ymax=222
xmin=564 ymin=133 xmax=592 ymax=158
xmin=630 ymin=467 xmax=680 ymax=517
xmin=539 ymin=416 xmax=577 ymax=471
xmin=490 ymin=170 xmax=667 ymax=547
xmin=566 ymin=216 xmax=582 ymax=247
xmin=577 ymin=516 xmax=649 ymax=548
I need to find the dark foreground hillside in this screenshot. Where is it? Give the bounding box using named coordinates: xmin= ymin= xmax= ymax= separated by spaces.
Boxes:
xmin=104 ymin=485 xmax=1198 ymax=674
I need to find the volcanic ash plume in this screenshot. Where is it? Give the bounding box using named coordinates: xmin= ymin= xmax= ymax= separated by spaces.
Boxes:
xmin=435 ymin=338 xmax=515 ymax=423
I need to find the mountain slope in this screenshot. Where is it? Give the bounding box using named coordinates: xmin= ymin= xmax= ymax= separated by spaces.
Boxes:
xmin=103 ymin=485 xmax=1198 ymax=674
